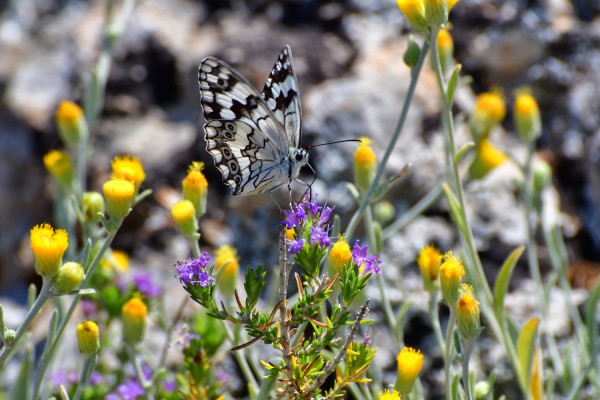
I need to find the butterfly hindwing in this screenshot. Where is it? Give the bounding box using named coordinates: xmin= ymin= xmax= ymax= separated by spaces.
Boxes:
xmin=199 ymin=56 xmax=291 ymax=194
xmin=262 ymin=45 xmax=302 ymax=148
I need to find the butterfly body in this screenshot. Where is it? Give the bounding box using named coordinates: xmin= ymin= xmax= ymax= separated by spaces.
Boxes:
xmin=198 ymin=45 xmax=307 ymax=195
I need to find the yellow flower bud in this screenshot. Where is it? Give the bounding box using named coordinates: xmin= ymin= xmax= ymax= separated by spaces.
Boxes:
xmin=354 ymin=137 xmax=377 ymax=193
xmin=378 ymin=389 xmax=401 ymax=400
xmin=532 ymin=160 xmax=552 ymax=194
xmin=468 ymin=139 xmax=507 ymax=180
xmin=76 ymin=321 xmax=100 ymax=354
xmin=456 ymin=285 xmax=481 ymax=341
xmin=373 ymin=201 xmax=395 ymax=226
xmin=111 ymin=155 xmax=146 ymax=192
xmin=82 ymin=191 xmax=105 ymax=223
xmin=437 ymin=28 xmax=454 ymax=73
xmin=328 ymin=236 xmax=352 ymax=277
xmin=122 ymin=297 xmax=147 ymax=344
xmin=470 ymin=90 xmax=506 ymax=140
xmin=43 ymin=150 xmax=73 ymax=188
xmin=171 ymin=200 xmax=198 ymax=238
xmin=101 ymin=249 xmax=129 ymax=272
xmin=395 ymin=347 xmax=424 ymax=395
xmin=439 ymin=251 xmax=465 ymax=305
xmin=103 ymin=179 xmax=135 ymax=220
xmin=53 ymin=262 xmax=85 ymax=294
xmin=215 ymin=245 xmax=239 ymax=298
xmin=397 ymin=0 xmax=427 ymax=31
xmin=56 ymin=101 xmax=87 ymax=147
xmin=182 ymin=162 xmax=208 ymax=218
xmin=30 ymin=224 xmax=69 ymax=278
xmin=417 ymin=245 xmax=441 ymax=290
xmin=425 ymin=0 xmax=449 ymax=28
xmin=514 ymin=89 xmax=542 ymax=143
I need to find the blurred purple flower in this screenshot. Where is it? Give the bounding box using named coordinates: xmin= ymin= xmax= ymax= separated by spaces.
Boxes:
xmin=114 ymin=379 xmax=145 ymax=400
xmin=163 ymin=380 xmax=176 ymax=392
xmin=132 ymin=272 xmax=161 ymax=298
xmin=81 ymin=300 xmax=97 ymax=318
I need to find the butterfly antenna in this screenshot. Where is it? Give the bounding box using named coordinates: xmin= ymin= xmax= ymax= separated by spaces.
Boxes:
xmin=306 ymin=139 xmax=362 ymax=149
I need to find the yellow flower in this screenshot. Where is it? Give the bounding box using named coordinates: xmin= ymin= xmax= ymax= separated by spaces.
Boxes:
xmin=56 ymin=101 xmax=87 ymax=147
xmin=101 ymin=249 xmax=129 ymax=272
xmin=468 ymin=139 xmax=507 ymax=180
xmin=437 ymin=28 xmax=454 ymax=73
xmin=448 ymin=0 xmax=460 ymax=12
xmin=53 ymin=262 xmax=85 ymax=294
xmin=111 ymin=155 xmax=146 ymax=192
xmin=122 ymin=297 xmax=148 ymax=344
xmin=43 ymin=150 xmax=73 ymax=188
xmin=439 ymin=251 xmax=465 ymax=305
xmin=30 ymin=224 xmax=69 ymax=278
xmin=354 ymin=137 xmax=377 ymax=193
xmin=456 ymin=285 xmax=481 ymax=340
xmin=215 ymin=245 xmax=239 ymax=297
xmin=328 ymin=236 xmax=352 ymax=277
xmin=396 ymin=347 xmax=424 ymax=395
xmin=425 ymin=0 xmax=449 ymax=27
xmin=103 ymin=179 xmax=135 ymax=220
xmin=396 ymin=0 xmax=427 ymax=31
xmin=171 ymin=200 xmax=198 ymax=238
xmin=378 ymin=389 xmax=401 ymax=400
xmin=470 ymin=89 xmax=506 ymax=140
xmin=182 ymin=162 xmax=208 ymax=218
xmin=76 ymin=321 xmax=100 ymax=354
xmin=285 ymin=228 xmax=295 ymax=241
xmin=82 ymin=191 xmax=105 ymax=223
xmin=514 ymin=88 xmax=542 ymax=143
xmin=417 ymin=245 xmax=441 ymax=290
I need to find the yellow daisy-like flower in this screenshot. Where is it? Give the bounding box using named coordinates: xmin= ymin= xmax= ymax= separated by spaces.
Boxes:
xmin=111 ymin=155 xmax=146 ymax=192
xmin=103 ymin=179 xmax=135 ymax=220
xmin=171 ymin=200 xmax=198 ymax=238
xmin=439 ymin=251 xmax=465 ymax=305
xmin=468 ymin=139 xmax=508 ymax=180
xmin=215 ymin=245 xmax=240 ymax=297
xmin=56 ymin=100 xmax=87 ymax=147
xmin=182 ymin=161 xmax=208 ymax=218
xmin=396 ymin=347 xmax=424 ymax=395
xmin=122 ymin=297 xmax=148 ymax=344
xmin=43 ymin=150 xmax=73 ymax=188
xmin=329 ymin=236 xmax=352 ymax=277
xmin=76 ymin=321 xmax=100 ymax=355
xmin=30 ymin=223 xmax=69 ymax=278
xmin=396 ymin=0 xmax=427 ymax=31
xmin=378 ymin=389 xmax=401 ymax=400
xmin=456 ymin=285 xmax=481 ymax=340
xmin=354 ymin=137 xmax=377 ymax=193
xmin=514 ymin=88 xmax=542 ymax=143
xmin=470 ymin=89 xmax=506 ymax=140
xmin=101 ymin=249 xmax=130 ymax=272
xmin=417 ymin=245 xmax=442 ymax=289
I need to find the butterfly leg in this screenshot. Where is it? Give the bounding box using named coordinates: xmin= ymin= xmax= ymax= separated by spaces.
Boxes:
xmin=296 ymin=163 xmax=317 ymax=202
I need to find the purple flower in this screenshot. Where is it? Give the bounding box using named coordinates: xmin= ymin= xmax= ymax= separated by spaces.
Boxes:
xmin=132 ymin=272 xmax=161 ymax=298
xmin=89 ymin=371 xmax=105 ymax=385
xmin=163 ymin=380 xmax=176 ymax=393
xmin=310 ymin=226 xmax=331 ymax=247
xmin=305 ymin=198 xmax=322 ymax=218
xmin=282 ymin=205 xmax=304 ymax=228
xmin=288 ymin=238 xmax=306 ymax=254
xmin=115 ymin=379 xmax=145 ymax=400
xmin=317 ymin=205 xmax=334 ymax=227
xmin=352 ymin=241 xmax=382 ymax=275
xmin=175 ymin=254 xmax=215 ymax=287
xmin=81 ymin=300 xmax=97 ymax=318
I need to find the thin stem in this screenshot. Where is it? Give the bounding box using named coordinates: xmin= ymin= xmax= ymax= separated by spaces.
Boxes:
xmin=443 ymin=307 xmax=456 ymax=400
xmin=221 ymin=322 xmax=259 ymax=397
xmin=278 ymin=222 xmax=293 ymax=372
xmin=0 ymin=277 xmax=52 ymax=369
xmin=345 ymin=40 xmax=430 ymax=240
xmin=130 ymin=347 xmax=155 ymax=400
xmin=73 ymin=353 xmax=98 ymax=400
xmin=428 ymin=291 xmax=445 ymax=352
xmin=460 ymin=340 xmax=475 ymax=400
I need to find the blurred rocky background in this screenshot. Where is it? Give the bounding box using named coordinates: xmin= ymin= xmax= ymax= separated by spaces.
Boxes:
xmin=1 ymin=0 xmax=599 ymax=397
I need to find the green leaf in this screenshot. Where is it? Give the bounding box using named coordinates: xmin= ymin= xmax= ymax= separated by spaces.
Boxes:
xmin=493 ymin=246 xmax=525 ymax=312
xmin=0 ymin=304 xmax=5 ymax=342
xmin=14 ymin=344 xmax=34 ymax=400
xmin=442 ymin=183 xmax=465 ymax=231
xmin=345 ymin=183 xmax=360 ymax=203
xmin=446 ymin=64 xmax=462 ymax=103
xmin=374 ymin=222 xmax=383 ymax=254
xmin=585 ymin=277 xmax=600 ymax=356
xmin=455 ymin=141 xmax=475 ymax=165
xmin=517 ymin=318 xmax=540 ymax=388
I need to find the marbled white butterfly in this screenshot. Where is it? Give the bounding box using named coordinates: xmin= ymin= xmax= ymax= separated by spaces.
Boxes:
xmin=198 ymin=45 xmax=309 ymax=196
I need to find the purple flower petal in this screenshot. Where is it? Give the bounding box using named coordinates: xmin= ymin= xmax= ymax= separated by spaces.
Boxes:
xmin=132 ymin=272 xmax=161 ymax=298
xmin=288 ymin=239 xmax=306 ymax=254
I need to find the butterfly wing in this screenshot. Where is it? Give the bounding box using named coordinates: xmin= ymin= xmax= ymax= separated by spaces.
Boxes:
xmin=262 ymin=45 xmax=302 ymax=148
xmin=199 ymin=57 xmax=290 ymax=195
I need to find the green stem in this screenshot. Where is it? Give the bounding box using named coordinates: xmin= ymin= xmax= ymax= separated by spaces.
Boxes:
xmin=443 ymin=307 xmax=456 ymax=400
xmin=0 ymin=277 xmax=52 ymax=370
xmin=460 ymin=339 xmax=474 ymax=400
xmin=345 ymin=39 xmax=430 ymax=240
xmin=130 ymin=347 xmax=155 ymax=400
xmin=221 ymin=322 xmax=259 ymax=397
xmin=32 ymin=227 xmax=118 ymax=398
xmin=428 ymin=291 xmax=445 ymax=352
xmin=73 ymin=353 xmax=98 ymax=400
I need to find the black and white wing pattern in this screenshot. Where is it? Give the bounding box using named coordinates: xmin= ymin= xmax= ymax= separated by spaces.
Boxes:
xmin=198 ymin=45 xmax=307 ymax=195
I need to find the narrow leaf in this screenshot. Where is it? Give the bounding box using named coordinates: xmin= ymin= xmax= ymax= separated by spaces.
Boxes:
xmin=374 ymin=222 xmax=383 ymax=254
xmin=455 ymin=141 xmax=475 ymax=165
xmin=494 ymin=246 xmax=525 ymax=312
xmin=14 ymin=343 xmax=34 ymax=400
xmin=446 ymin=64 xmax=462 ymax=103
xmin=585 ymin=278 xmax=600 ymax=355
xmin=517 ymin=318 xmax=540 ymax=388
xmin=442 ymin=183 xmax=465 ymax=231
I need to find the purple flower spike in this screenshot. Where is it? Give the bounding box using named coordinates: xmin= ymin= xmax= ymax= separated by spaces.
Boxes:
xmin=289 ymin=239 xmax=306 ymax=254
xmin=115 ymin=379 xmax=145 ymax=400
xmin=305 ymin=198 xmax=322 ymax=218
xmin=318 ymin=205 xmax=334 ymax=227
xmin=175 ymin=253 xmax=214 ymax=287
xmin=352 ymin=240 xmax=382 ymax=275
xmin=310 ymin=226 xmax=332 ymax=247
xmin=282 ymin=207 xmax=301 ymax=229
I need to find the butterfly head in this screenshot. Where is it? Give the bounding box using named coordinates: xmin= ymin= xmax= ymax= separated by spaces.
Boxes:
xmin=291 ymin=148 xmax=309 ymax=176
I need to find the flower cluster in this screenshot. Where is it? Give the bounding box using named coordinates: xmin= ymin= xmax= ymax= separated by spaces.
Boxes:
xmin=175 ymin=253 xmax=215 ymax=288
xmin=352 ymin=240 xmax=382 ymax=275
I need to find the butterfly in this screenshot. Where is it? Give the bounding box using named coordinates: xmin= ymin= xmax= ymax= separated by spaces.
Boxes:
xmin=198 ymin=45 xmax=310 ymax=196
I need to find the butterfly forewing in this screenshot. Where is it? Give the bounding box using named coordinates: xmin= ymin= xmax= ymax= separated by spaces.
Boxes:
xmin=199 ymin=56 xmax=292 ymax=194
xmin=262 ymin=45 xmax=302 ymax=148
